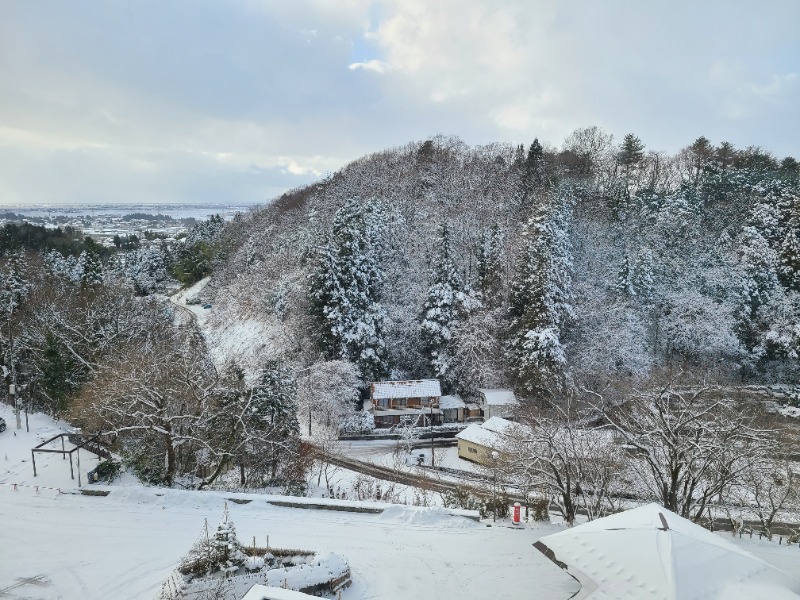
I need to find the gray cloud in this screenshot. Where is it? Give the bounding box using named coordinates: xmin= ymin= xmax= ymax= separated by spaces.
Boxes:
xmin=0 ymin=0 xmax=797 ymax=206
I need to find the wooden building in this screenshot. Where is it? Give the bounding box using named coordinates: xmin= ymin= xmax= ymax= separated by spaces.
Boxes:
xmin=366 ymin=379 xmax=443 ymax=428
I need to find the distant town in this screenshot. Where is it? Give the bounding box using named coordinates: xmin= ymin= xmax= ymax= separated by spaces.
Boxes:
xmin=0 ymin=203 xmax=251 ymax=245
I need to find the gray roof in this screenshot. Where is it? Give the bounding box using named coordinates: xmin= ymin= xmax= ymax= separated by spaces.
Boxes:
xmin=371 ymin=379 xmax=442 ymax=399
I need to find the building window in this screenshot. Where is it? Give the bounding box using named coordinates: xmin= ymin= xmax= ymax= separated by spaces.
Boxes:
xmin=468 ymin=447 xmax=478 ymax=454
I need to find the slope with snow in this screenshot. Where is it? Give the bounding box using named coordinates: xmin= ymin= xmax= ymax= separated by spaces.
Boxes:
xmin=0 ymin=404 xmax=578 ymax=600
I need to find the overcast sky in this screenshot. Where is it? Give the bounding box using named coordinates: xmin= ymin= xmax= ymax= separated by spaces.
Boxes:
xmin=1 ymin=0 xmax=797 ymax=206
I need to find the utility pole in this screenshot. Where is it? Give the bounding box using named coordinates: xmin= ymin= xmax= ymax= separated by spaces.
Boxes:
xmin=8 ymin=299 xmax=20 ymax=430
xmin=430 ymin=401 xmax=434 ymax=468
xmin=491 ymin=451 xmax=499 ymax=522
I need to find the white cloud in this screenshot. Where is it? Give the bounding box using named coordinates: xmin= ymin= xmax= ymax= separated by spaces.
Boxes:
xmin=749 ymin=73 xmax=797 ymax=97
xmin=348 ymin=60 xmax=390 ymax=74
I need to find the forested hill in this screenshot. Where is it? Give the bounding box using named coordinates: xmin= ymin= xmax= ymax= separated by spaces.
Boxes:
xmin=207 ymin=131 xmax=800 ymax=401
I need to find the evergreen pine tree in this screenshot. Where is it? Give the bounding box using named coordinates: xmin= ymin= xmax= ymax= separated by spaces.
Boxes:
xmin=507 ymin=192 xmax=574 ymax=395
xmin=310 ymin=198 xmax=387 ymax=381
xmin=520 ymin=138 xmax=548 ymax=206
xmin=41 ymin=332 xmax=78 ymax=413
xmin=179 ymin=506 xmax=245 ymax=578
xmin=210 ymin=503 xmax=245 ymax=575
xmin=420 ymin=223 xmax=477 ymax=385
xmin=476 ymin=224 xmax=505 ymax=308
xmin=79 ymin=249 xmax=103 ymax=288
xmin=618 ymin=134 xmax=645 ymax=168
xmin=716 ymin=141 xmax=736 ymax=172
xmin=689 ymin=136 xmax=714 ymax=183
xmin=1 ymin=251 xmax=29 ymax=309
xmin=251 ymin=360 xmax=301 ymax=483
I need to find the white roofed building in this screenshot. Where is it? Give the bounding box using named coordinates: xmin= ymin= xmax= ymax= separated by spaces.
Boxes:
xmin=478 ymin=388 xmax=519 ymax=420
xmin=439 ymin=394 xmax=466 ymax=423
xmin=535 ymin=503 xmax=800 ymax=600
xmin=455 ymin=416 xmax=525 ymax=465
xmin=241 ymin=586 xmax=318 ymax=600
xmin=366 ymin=379 xmax=442 ymax=428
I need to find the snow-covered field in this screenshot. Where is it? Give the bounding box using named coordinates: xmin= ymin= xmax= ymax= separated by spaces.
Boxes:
xmin=0 ymin=485 xmax=582 ymax=600
xmin=3 ymin=404 xmax=800 ymax=600
xmin=0 ymin=404 xmax=579 ymax=599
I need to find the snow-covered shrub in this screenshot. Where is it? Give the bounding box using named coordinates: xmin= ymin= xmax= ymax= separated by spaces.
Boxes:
xmin=440 ymin=487 xmax=482 ymax=511
xmin=338 ymin=411 xmax=375 ymax=435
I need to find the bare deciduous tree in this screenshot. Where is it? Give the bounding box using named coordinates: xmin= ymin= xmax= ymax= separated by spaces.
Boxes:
xmin=741 ymin=459 xmax=797 ymax=539
xmin=503 ymin=396 xmax=623 ymax=525
xmin=598 ymin=379 xmax=776 ymax=522
xmin=72 ymin=312 xmax=219 ymax=486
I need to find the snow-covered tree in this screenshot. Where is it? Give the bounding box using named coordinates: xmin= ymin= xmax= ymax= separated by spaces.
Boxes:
xmin=72 ymin=309 xmax=218 ymax=486
xmin=601 ymin=381 xmax=776 ymax=522
xmin=210 ymin=504 xmax=246 ymax=575
xmin=179 ymin=505 xmax=245 ymax=578
xmin=507 ymin=190 xmax=574 ymax=395
xmin=339 ymin=410 xmax=375 ymax=435
xmin=78 ymin=249 xmax=104 ymax=288
xmin=521 ymin=138 xmax=548 ymax=198
xmin=296 ymin=359 xmax=361 ymax=431
xmin=420 ymin=222 xmax=478 ymax=386
xmin=562 ymin=125 xmax=614 ymax=175
xmin=120 ymin=245 xmax=171 ymax=295
xmin=0 ymin=251 xmax=29 ymax=314
xmin=172 ymin=214 xmax=225 ymax=285
xmin=250 ymin=360 xmax=302 ymax=484
xmin=658 ymin=290 xmax=743 ymax=364
xmin=475 ymin=224 xmax=505 ymax=308
xmin=310 ymin=198 xmax=388 ymax=381
xmin=504 ymin=398 xmax=623 ymax=525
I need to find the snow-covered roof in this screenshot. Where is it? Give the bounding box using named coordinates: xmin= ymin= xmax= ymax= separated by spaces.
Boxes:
xmin=478 ymin=388 xmax=518 ymax=406
xmin=371 ymin=379 xmax=442 ymax=399
xmin=439 ymin=394 xmax=465 ymax=410
xmin=456 ymin=423 xmax=505 ymax=449
xmin=456 ymin=417 xmax=525 ymax=449
xmin=482 ymin=416 xmax=518 ymax=435
xmin=241 ymin=585 xmax=318 ymax=600
xmin=535 ymin=503 xmax=800 ymax=600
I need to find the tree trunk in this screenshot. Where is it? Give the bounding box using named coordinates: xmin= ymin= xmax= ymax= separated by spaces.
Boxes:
xmin=165 ymin=438 xmax=176 ymax=486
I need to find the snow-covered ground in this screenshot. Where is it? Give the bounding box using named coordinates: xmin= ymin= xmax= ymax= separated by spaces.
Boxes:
xmin=0 ymin=404 xmax=579 ymax=599
xmin=170 ymin=278 xmax=281 ymax=376
xmin=1 ymin=485 xmax=584 ymax=600
xmin=3 ymin=406 xmax=800 ymax=600
xmin=335 ymin=439 xmax=481 ymax=475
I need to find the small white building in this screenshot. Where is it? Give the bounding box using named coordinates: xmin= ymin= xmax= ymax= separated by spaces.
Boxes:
xmin=535 ymin=503 xmax=800 ymax=599
xmin=477 ymin=388 xmax=519 ymax=420
xmin=439 ymin=394 xmax=466 ymax=423
xmin=455 ymin=417 xmax=524 ymax=465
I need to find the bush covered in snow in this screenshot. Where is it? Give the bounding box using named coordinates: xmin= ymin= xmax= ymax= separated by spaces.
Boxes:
xmin=162 ymin=506 xmax=351 ymax=600
xmin=338 ymin=411 xmax=375 ymax=435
